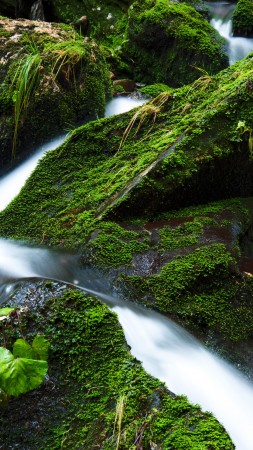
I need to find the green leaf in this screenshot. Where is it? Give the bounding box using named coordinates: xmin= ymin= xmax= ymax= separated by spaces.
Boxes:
xmin=0 ymin=347 xmax=48 ymax=397
xmin=13 ymin=339 xmax=34 ymax=359
xmin=32 ymin=335 xmax=50 ymax=361
xmin=236 ymin=120 xmax=246 ymax=130
xmin=0 ymin=307 xmax=14 ymax=317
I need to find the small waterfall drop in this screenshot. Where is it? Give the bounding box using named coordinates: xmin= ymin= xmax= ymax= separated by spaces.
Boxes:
xmin=105 ymin=96 xmax=145 ymax=117
xmin=207 ymin=1 xmax=253 ymax=64
xmin=0 ymin=135 xmax=66 ymax=212
xmin=29 ymin=0 xmax=45 ymax=21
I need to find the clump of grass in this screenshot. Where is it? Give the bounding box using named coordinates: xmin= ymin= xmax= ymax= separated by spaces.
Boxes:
xmin=187 ymin=66 xmax=213 ymax=96
xmin=11 ymin=35 xmax=90 ymax=159
xmin=11 ymin=49 xmax=42 ymax=158
xmin=44 ymin=40 xmax=88 ymax=84
xmin=113 ymin=394 xmax=127 ymax=450
xmin=118 ymin=91 xmax=173 ymax=151
xmin=118 ymin=104 xmax=160 ymax=151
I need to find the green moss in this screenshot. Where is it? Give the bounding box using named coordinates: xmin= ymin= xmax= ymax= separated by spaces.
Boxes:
xmin=140 ymin=83 xmax=173 ymax=98
xmin=158 ymin=219 xmax=204 ymax=251
xmin=0 ymin=285 xmax=234 ymax=449
xmin=87 ymin=221 xmax=150 ymax=267
xmin=123 ymin=241 xmax=253 ymax=341
xmin=124 ymin=0 xmax=228 ymax=86
xmin=1 ymin=55 xmax=253 ymax=245
xmin=232 ymin=0 xmax=253 ymax=37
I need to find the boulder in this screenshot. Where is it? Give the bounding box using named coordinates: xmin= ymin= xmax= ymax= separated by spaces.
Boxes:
xmin=123 ymin=0 xmax=228 ymax=87
xmin=0 ymin=17 xmax=111 ymax=169
xmin=113 ymin=78 xmax=135 ymax=92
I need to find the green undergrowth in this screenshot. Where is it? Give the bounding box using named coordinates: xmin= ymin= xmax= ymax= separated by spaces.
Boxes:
xmin=0 ymin=285 xmax=234 ymax=449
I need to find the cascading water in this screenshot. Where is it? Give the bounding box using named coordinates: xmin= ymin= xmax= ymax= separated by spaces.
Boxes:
xmin=207 ymin=1 xmax=253 ymax=64
xmin=1 ymin=97 xmax=253 ymax=449
xmin=105 ymin=96 xmax=145 ymax=117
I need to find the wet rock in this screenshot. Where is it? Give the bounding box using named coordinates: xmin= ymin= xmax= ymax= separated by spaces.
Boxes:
xmin=113 ymin=79 xmax=136 ymax=93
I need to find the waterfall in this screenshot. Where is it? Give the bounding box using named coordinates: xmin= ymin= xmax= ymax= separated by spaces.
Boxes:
xmin=29 ymin=0 xmax=45 ymax=21
xmin=207 ymin=1 xmax=253 ymax=64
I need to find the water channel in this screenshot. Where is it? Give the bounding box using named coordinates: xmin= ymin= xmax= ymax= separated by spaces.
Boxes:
xmin=2 ymin=7 xmax=253 ymax=446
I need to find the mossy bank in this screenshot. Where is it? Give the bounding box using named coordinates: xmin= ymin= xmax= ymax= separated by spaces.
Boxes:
xmin=232 ymin=0 xmax=253 ymax=37
xmin=0 ymin=282 xmax=234 ymax=449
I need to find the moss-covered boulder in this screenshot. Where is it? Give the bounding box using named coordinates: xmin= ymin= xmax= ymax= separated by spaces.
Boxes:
xmin=0 ymin=17 xmax=111 ymax=169
xmin=232 ymin=0 xmax=253 ymax=37
xmin=123 ymin=0 xmax=228 ymax=86
xmin=0 ymin=282 xmax=234 ymax=449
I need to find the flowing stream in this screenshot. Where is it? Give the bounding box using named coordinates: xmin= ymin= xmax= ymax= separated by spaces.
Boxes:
xmin=1 ymin=98 xmax=253 ymax=449
xmin=207 ymin=1 xmax=253 ymax=64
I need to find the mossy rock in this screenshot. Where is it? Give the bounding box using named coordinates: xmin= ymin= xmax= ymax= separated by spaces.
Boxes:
xmin=123 ymin=0 xmax=228 ymax=86
xmin=232 ymin=0 xmax=253 ymax=37
xmin=139 ymin=83 xmax=173 ymax=98
xmin=0 ymin=281 xmax=235 ymax=449
xmin=0 ymin=17 xmax=111 ymax=169
xmin=1 ymin=54 xmax=253 ymax=246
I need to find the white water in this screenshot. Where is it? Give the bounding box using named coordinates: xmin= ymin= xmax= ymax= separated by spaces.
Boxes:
xmin=208 ymin=2 xmax=253 ymax=65
xmin=105 ymin=96 xmax=145 ymax=117
xmin=1 ymin=97 xmax=253 ymax=448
